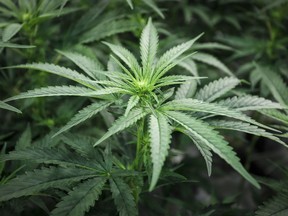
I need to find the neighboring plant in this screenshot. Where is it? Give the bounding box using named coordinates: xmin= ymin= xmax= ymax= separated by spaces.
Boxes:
xmin=0 ymin=19 xmax=287 ymax=215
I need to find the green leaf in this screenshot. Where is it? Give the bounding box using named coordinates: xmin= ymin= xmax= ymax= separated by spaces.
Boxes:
xmin=217 ymin=95 xmax=284 ymax=111
xmin=1 ymin=147 xmax=105 ymax=171
xmin=156 ymin=75 xmax=204 ymax=88
xmin=162 ymin=98 xmax=276 ymax=131
xmin=124 ymin=95 xmax=140 ymax=116
xmin=195 ymin=77 xmax=240 ymax=102
xmin=0 ymin=167 xmax=98 ymax=202
xmin=94 ymin=108 xmax=148 ymax=146
xmin=0 ymin=42 xmax=35 ymax=48
xmin=259 ymin=109 xmax=288 ymax=125
xmin=165 ymin=111 xmax=260 ymax=188
xmin=2 ymin=23 xmax=22 ymax=42
xmin=126 ymin=0 xmax=133 ymax=9
xmin=182 ymin=129 xmax=213 ymax=176
xmin=175 ymin=80 xmax=197 ymax=100
xmin=140 ymin=18 xmax=158 ymax=78
xmin=51 ymin=178 xmax=107 ymax=216
xmin=4 ymin=86 xmax=95 ymax=102
xmin=0 ymin=101 xmax=21 ymax=113
xmin=7 ymin=63 xmax=96 ymax=89
xmin=208 ymin=120 xmax=287 ymax=147
xmin=80 ymin=20 xmax=137 ymax=44
xmin=110 ymin=177 xmax=137 ymax=216
xmin=255 ymin=66 xmax=288 ymax=106
xmin=143 ymin=0 xmax=165 ymax=19
xmin=56 ymin=50 xmax=104 ymax=80
xmin=16 ymin=125 xmax=31 ymax=150
xmin=255 ymin=190 xmax=288 ymax=216
xmin=192 ymin=52 xmax=233 ymax=76
xmin=53 ymin=101 xmax=112 ymax=137
xmin=103 ymin=42 xmax=141 ymax=78
xmin=154 ymin=34 xmax=203 ymax=79
xmin=149 ymin=112 xmax=172 ymax=191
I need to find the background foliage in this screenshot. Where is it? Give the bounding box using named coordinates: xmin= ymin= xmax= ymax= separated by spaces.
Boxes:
xmin=0 ymin=0 xmax=287 ymax=215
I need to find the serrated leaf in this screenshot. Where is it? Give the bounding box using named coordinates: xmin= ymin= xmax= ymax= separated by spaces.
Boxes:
xmin=110 ymin=177 xmax=137 ymax=216
xmin=217 ymin=95 xmax=284 ymax=111
xmin=1 ymin=147 xmax=105 ymax=171
xmin=175 ymin=80 xmax=197 ymax=100
xmin=183 ymin=129 xmax=213 ymax=176
xmin=0 ymin=101 xmax=21 ymax=113
xmin=162 ymin=98 xmax=276 ymax=131
xmin=2 ymin=23 xmax=22 ymax=42
xmin=94 ymin=108 xmax=147 ymax=146
xmin=103 ymin=42 xmax=141 ymax=78
xmin=140 ymin=18 xmax=158 ymax=78
xmin=80 ymin=20 xmax=137 ymax=44
xmin=255 ymin=190 xmax=288 ymax=216
xmin=56 ymin=50 xmax=104 ymax=80
xmin=192 ymin=52 xmax=233 ymax=76
xmin=208 ymin=120 xmax=287 ymax=147
xmin=0 ymin=167 xmax=98 ymax=202
xmin=51 ymin=178 xmax=107 ymax=216
xmin=7 ymin=63 xmax=96 ymax=89
xmin=195 ymin=77 xmax=240 ymax=102
xmin=16 ymin=125 xmax=31 ymax=150
xmin=260 ymin=109 xmax=288 ymax=125
xmin=165 ymin=111 xmax=260 ymax=188
xmin=154 ymin=34 xmax=203 ymax=79
xmin=53 ymin=101 xmax=112 ymax=137
xmin=124 ymin=95 xmax=140 ymax=116
xmin=255 ymin=66 xmax=288 ymax=106
xmin=149 ymin=113 xmax=172 ymax=191
xmin=4 ymin=86 xmax=95 ymax=102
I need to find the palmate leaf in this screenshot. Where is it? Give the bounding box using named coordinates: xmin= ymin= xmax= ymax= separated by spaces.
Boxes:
xmin=165 ymin=111 xmax=260 ymax=188
xmin=207 ymin=120 xmax=287 ymax=147
xmin=4 ymin=85 xmax=95 ymax=102
xmin=162 ymin=98 xmax=277 ymax=131
xmin=56 ymin=50 xmax=103 ymax=80
xmin=0 ymin=167 xmax=98 ymax=202
xmin=191 ymin=52 xmax=233 ymax=76
xmin=149 ymin=112 xmax=172 ymax=191
xmin=53 ymin=101 xmax=112 ymax=137
xmin=140 ymin=18 xmax=158 ymax=78
xmin=195 ymin=77 xmax=240 ymax=102
xmin=126 ymin=0 xmax=133 ymax=9
xmin=255 ymin=190 xmax=288 ymax=216
xmin=7 ymin=63 xmax=96 ymax=89
xmin=217 ymin=95 xmax=285 ymax=111
xmin=0 ymin=101 xmax=21 ymax=113
xmin=1 ymin=147 xmax=106 ymax=171
xmin=178 ymin=58 xmax=198 ymax=78
xmin=110 ymin=177 xmax=137 ymax=216
xmin=154 ymin=34 xmax=203 ymax=79
xmin=51 ymin=178 xmax=107 ymax=216
xmin=94 ymin=108 xmax=148 ymax=146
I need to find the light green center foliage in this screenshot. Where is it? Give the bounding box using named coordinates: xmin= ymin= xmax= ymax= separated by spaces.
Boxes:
xmin=1 ymin=18 xmax=287 ymax=216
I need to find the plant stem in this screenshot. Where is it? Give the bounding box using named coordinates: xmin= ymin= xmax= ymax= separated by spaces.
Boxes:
xmin=135 ymin=118 xmax=145 ymax=170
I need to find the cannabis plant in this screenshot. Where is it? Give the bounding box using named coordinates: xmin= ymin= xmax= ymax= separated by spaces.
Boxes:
xmin=1 ymin=19 xmax=287 ymax=215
